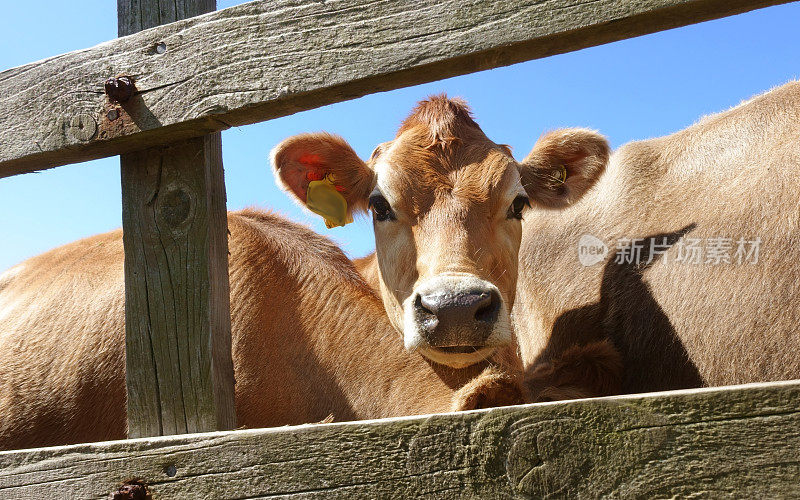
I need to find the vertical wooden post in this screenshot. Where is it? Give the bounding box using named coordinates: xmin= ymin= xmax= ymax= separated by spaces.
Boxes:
xmin=118 ymin=0 xmax=236 ymax=438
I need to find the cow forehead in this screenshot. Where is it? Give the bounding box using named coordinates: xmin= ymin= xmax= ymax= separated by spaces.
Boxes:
xmin=372 ymin=133 xmax=520 ymax=218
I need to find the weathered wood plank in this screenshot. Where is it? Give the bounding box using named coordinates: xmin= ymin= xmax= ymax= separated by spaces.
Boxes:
xmin=120 ymin=1 xmax=236 ymax=439
xmin=1 ymin=381 xmax=798 ymax=498
xmin=0 ymin=0 xmax=791 ymax=177
xmin=118 ymin=0 xmax=215 ymax=36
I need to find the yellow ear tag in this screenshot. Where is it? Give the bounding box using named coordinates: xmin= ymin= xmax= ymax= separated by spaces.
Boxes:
xmin=553 ymin=165 xmax=567 ymax=185
xmin=306 ymin=174 xmax=353 ymax=228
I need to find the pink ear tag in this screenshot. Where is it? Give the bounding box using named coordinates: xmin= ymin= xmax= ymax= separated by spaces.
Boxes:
xmin=306 ymin=173 xmax=353 ymax=228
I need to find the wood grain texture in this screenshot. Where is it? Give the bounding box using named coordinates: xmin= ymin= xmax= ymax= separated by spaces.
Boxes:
xmin=1 ymin=380 xmax=799 ymax=499
xmin=0 ymin=0 xmax=791 ymax=177
xmin=118 ymin=0 xmax=215 ymax=36
xmin=121 ymin=135 xmax=236 ymax=438
xmin=120 ymin=0 xmax=236 ymax=439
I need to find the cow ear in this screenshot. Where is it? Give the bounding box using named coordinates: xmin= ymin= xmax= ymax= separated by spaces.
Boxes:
xmin=271 ymin=133 xmax=375 ymax=225
xmin=518 ymin=128 xmax=609 ymax=209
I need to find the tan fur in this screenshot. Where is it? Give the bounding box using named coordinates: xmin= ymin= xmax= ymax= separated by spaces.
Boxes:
xmin=397 ymin=94 xmax=481 ymax=147
xmin=450 ymin=366 xmax=524 ymax=411
xmin=353 ymin=253 xmax=381 ymax=290
xmin=524 ymin=340 xmax=623 ymax=402
xmin=521 ymin=128 xmax=611 ymax=209
xmin=516 ymin=81 xmax=800 ymax=397
xmin=0 ymin=210 xmax=524 ymax=451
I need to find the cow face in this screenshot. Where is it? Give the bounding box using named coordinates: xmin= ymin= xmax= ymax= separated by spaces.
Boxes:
xmin=272 ymin=96 xmax=608 ymax=368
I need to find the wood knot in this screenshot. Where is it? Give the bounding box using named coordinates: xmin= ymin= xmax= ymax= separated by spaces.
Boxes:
xmin=159 ymin=187 xmax=192 ymax=227
xmin=67 ymin=113 xmax=97 ymax=142
xmin=110 ymin=479 xmax=151 ymax=500
xmin=506 ymin=418 xmax=590 ymax=496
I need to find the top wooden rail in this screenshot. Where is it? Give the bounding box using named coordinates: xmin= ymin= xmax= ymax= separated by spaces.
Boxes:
xmin=0 ymin=0 xmax=790 ymax=178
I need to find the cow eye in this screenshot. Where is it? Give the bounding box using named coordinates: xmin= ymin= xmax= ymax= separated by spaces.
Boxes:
xmin=507 ymin=195 xmax=530 ymax=220
xmin=369 ymin=194 xmax=395 ymax=222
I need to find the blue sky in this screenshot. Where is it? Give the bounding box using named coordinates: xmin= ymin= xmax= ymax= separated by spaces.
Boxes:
xmin=1 ymin=1 xmax=799 ymax=272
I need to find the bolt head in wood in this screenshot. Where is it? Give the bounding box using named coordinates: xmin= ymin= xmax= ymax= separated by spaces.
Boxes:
xmin=105 ymin=76 xmax=135 ymax=103
xmin=111 ymin=479 xmax=150 ymax=500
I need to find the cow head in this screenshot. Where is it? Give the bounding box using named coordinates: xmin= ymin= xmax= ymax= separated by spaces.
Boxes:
xmin=272 ymin=95 xmax=608 ymax=368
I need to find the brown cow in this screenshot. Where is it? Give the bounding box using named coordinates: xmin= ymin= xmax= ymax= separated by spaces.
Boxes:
xmin=515 ymin=81 xmax=800 ymax=400
xmin=272 ymin=96 xmax=610 ymax=372
xmin=0 ymin=210 xmax=521 ymax=451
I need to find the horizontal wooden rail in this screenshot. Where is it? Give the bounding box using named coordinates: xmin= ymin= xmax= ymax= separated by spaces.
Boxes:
xmin=0 ymin=0 xmax=791 ymax=178
xmin=1 ymin=380 xmax=798 ymax=498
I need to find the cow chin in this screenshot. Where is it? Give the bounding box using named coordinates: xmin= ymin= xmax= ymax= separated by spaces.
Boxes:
xmin=418 ymin=345 xmax=498 ymax=368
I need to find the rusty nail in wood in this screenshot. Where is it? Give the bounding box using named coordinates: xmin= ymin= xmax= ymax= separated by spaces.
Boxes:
xmin=104 ymin=76 xmax=134 ymax=103
xmin=110 ymin=479 xmax=151 ymax=500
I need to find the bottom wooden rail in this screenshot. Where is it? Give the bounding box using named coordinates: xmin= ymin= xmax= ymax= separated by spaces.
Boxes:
xmin=1 ymin=380 xmax=799 ymax=498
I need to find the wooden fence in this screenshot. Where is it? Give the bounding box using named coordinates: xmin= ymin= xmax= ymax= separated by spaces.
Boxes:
xmin=0 ymin=0 xmax=797 ymax=497
xmin=2 ymin=381 xmax=799 ymax=497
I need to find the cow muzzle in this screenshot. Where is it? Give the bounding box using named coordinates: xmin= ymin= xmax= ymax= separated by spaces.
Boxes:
xmin=403 ymin=274 xmax=512 ymax=368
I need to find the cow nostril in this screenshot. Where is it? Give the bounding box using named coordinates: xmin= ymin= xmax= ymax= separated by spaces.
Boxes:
xmin=414 ymin=293 xmax=439 ymax=331
xmin=415 ymin=293 xmax=434 ymax=316
xmin=475 ymin=290 xmax=501 ymax=324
